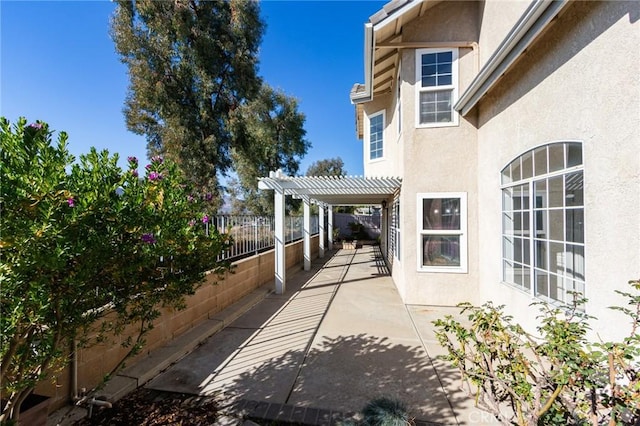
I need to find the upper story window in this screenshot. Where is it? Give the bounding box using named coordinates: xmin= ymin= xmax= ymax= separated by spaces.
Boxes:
xmin=501 ymin=142 xmax=584 ymax=306
xmin=368 ymin=110 xmax=384 ymax=160
xmin=416 ymin=48 xmax=459 ymax=127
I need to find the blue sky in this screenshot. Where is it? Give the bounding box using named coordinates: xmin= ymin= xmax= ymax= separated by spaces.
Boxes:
xmin=1 ymin=0 xmax=385 ymax=179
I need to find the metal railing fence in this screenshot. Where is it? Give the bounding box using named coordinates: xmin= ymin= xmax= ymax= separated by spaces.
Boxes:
xmin=206 ymin=215 xmax=319 ymax=261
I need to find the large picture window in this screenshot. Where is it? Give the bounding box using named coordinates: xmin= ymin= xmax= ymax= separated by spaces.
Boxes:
xmin=417 ymin=192 xmax=467 ymax=273
xmin=415 ymin=48 xmax=458 ymax=127
xmin=368 ymin=110 xmax=384 ymax=160
xmin=501 ymin=142 xmax=584 ymax=305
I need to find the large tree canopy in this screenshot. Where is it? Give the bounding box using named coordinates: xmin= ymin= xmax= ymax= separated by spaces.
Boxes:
xmin=111 ymin=0 xmax=264 ymax=205
xmin=228 ymin=84 xmax=310 ymax=215
xmin=306 ymin=157 xmax=346 ymax=177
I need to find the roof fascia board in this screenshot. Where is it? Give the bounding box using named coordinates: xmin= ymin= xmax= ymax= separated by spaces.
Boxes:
xmin=373 ymin=0 xmax=422 ymax=32
xmin=454 ymin=0 xmax=570 ymax=116
xmin=350 ymin=23 xmax=374 ymax=104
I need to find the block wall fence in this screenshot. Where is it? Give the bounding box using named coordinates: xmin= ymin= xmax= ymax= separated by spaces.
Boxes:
xmin=36 ymin=236 xmax=320 ymax=410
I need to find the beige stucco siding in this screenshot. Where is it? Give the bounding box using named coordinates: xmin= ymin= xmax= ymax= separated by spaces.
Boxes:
xmin=477 ymin=0 xmax=531 ymax=66
xmin=475 ymin=0 xmax=640 ymax=341
xmin=394 ymin=1 xmax=481 ymax=305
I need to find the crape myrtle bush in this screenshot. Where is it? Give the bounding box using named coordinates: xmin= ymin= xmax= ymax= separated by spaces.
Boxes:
xmin=434 ymin=280 xmax=640 ymax=425
xmin=0 ymin=118 xmax=232 ymax=422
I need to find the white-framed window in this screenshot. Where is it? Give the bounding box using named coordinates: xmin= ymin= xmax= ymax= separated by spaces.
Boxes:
xmin=501 ymin=141 xmax=584 ymax=305
xmin=417 ymin=192 xmax=467 ymax=273
xmin=368 ymin=110 xmax=384 ymax=161
xmin=415 ymin=48 xmax=458 ymax=127
xmin=392 ymin=197 xmax=401 ymax=260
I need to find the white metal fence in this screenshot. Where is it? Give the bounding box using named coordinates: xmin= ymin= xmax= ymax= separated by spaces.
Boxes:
xmin=207 ymin=215 xmax=319 ymax=261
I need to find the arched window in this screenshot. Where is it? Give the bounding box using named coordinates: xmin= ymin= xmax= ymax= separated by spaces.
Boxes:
xmin=501 ymin=142 xmax=584 ymax=304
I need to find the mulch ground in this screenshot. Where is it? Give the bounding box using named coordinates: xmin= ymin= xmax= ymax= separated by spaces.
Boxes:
xmin=73 ymin=387 xmax=220 ymax=426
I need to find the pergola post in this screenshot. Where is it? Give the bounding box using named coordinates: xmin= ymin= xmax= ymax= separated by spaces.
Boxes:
xmin=274 ymin=189 xmax=286 ymax=294
xmin=318 ymin=204 xmax=325 ymax=258
xmin=328 ymin=205 xmax=334 ymax=248
xmin=303 ymin=198 xmax=311 ymax=271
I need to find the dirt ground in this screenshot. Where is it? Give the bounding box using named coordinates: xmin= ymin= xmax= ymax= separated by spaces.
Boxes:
xmin=72 ymin=388 xmax=220 ymax=426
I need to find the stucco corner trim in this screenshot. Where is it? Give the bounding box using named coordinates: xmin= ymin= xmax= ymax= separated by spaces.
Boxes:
xmin=454 ymin=0 xmax=570 ymax=116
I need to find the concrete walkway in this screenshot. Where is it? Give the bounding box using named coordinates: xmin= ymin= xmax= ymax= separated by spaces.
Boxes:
xmin=145 ymin=245 xmax=495 ymax=425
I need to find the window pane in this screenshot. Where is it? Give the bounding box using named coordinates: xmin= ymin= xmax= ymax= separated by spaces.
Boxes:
xmin=535 ymin=210 xmax=547 ymax=238
xmin=566 ymin=244 xmax=585 ymax=281
xmin=503 ymin=260 xmax=515 ymax=283
xmin=535 ymin=269 xmax=549 ymax=297
xmin=503 ymin=236 xmax=514 ymax=259
xmin=549 ymin=273 xmax=561 ymax=301
xmin=534 ymin=146 xmax=547 ymax=176
xmin=548 ymin=175 xmax=563 ymax=208
xmin=565 ymin=171 xmax=583 ymax=206
xmin=503 ymin=188 xmax=514 ymax=211
xmin=369 ymin=113 xmax=384 ymax=160
xmin=422 ymin=53 xmax=437 ymax=65
xmin=534 ymin=179 xmax=547 ymax=208
xmin=549 ymin=209 xmax=564 ymax=241
xmin=423 ymin=64 xmax=437 ymax=77
xmin=437 ymin=51 xmax=452 ymax=63
xmin=501 ymin=166 xmax=511 ymax=185
xmin=535 ymin=240 xmax=547 ymax=269
xmin=422 ymin=235 xmax=460 ymax=267
xmin=437 ymin=62 xmax=452 ymax=74
xmin=438 ymin=74 xmax=452 ymax=86
xmin=522 ymin=265 xmax=531 ymax=290
xmin=422 ymin=76 xmax=437 ymax=87
xmin=549 ymin=241 xmax=564 ymax=274
xmin=523 ymin=237 xmax=531 ymax=264
xmin=514 ymin=237 xmax=523 ymax=263
xmin=522 ymin=151 xmax=533 ymax=179
xmin=419 ymin=90 xmax=452 ymax=124
xmin=510 ymin=158 xmax=522 ymax=182
xmin=566 ymin=208 xmax=584 ymax=243
xmin=549 ymin=143 xmax=564 ymax=172
xmin=567 ymin=143 xmax=582 ymax=167
xmin=503 ymin=213 xmax=514 ymax=235
xmin=423 ymin=198 xmax=460 ymax=230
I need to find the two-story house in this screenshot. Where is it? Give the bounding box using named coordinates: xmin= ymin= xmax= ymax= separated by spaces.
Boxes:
xmin=350 ymin=0 xmax=639 ymax=341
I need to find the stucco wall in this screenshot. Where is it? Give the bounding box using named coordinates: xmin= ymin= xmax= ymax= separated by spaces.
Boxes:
xmin=477 ymin=0 xmax=531 ymax=66
xmin=475 ymin=1 xmax=640 ymax=341
xmin=396 ymin=1 xmax=481 ymax=305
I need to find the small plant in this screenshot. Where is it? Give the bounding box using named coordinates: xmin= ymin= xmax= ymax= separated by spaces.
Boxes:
xmin=434 ymin=279 xmax=640 ymax=425
xmin=361 ymin=397 xmax=413 ymax=426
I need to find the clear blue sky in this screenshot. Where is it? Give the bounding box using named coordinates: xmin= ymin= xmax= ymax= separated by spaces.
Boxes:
xmin=1 ymin=0 xmax=385 ymax=179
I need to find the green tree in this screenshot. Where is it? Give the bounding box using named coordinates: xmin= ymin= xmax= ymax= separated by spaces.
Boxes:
xmin=228 ymin=84 xmax=309 ymax=215
xmin=0 ymin=118 xmax=231 ymax=423
xmin=110 ymin=0 xmax=264 ymax=208
xmin=306 ymin=157 xmax=346 ymax=177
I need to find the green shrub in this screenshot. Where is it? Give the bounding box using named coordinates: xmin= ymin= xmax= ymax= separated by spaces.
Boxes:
xmin=0 ymin=118 xmax=231 ymax=422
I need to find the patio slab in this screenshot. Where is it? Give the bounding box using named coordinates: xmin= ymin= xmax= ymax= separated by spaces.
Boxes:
xmin=144 ymin=245 xmax=497 ymax=424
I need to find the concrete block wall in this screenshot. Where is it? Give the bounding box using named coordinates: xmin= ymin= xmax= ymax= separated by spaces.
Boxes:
xmin=36 ymin=236 xmax=319 ymax=408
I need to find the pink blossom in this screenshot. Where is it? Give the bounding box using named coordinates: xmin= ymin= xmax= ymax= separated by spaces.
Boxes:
xmin=67 ymin=198 xmax=75 ymax=207
xmin=141 ymin=233 xmax=156 ymax=244
xmin=201 ymin=215 xmax=209 ymax=224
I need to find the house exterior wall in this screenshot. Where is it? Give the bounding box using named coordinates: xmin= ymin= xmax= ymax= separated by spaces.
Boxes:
xmin=393 ymin=1 xmax=481 ymax=305
xmin=474 ymin=0 xmax=640 ymax=341
xmin=477 ymin=0 xmax=531 ymax=66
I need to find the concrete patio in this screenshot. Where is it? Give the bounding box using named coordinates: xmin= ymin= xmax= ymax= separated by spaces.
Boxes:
xmin=145 ymin=245 xmax=497 ymax=425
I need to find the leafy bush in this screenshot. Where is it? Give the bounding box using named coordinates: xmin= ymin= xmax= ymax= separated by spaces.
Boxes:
xmin=434 ymin=280 xmax=640 ymax=425
xmin=0 ymin=118 xmax=232 ymax=422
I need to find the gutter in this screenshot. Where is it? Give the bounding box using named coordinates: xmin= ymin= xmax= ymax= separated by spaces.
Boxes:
xmin=350 ymin=23 xmax=374 ymax=104
xmin=454 ymin=0 xmax=570 ymax=116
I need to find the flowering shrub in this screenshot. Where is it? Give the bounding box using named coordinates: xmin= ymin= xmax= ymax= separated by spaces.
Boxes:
xmin=0 ymin=118 xmax=232 ymax=422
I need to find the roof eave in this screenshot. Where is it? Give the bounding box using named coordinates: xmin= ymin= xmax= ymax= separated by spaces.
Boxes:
xmin=350 ymin=23 xmax=374 ymax=105
xmin=454 ymin=0 xmax=571 ymax=116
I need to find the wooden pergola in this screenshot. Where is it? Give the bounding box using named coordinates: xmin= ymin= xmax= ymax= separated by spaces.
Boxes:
xmin=258 ymin=169 xmax=402 ymax=294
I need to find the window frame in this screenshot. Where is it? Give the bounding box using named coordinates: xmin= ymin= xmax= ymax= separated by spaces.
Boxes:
xmin=415 ymin=47 xmax=459 ymax=128
xmin=367 ymin=109 xmax=385 ymax=162
xmin=417 ymin=192 xmax=467 ymax=273
xmin=500 ymin=141 xmax=585 ymax=306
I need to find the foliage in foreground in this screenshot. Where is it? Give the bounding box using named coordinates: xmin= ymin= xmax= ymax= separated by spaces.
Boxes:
xmin=361 ymin=397 xmax=413 ymax=426
xmin=434 ymin=280 xmax=640 ymax=425
xmin=0 ymin=118 xmax=232 ymax=422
